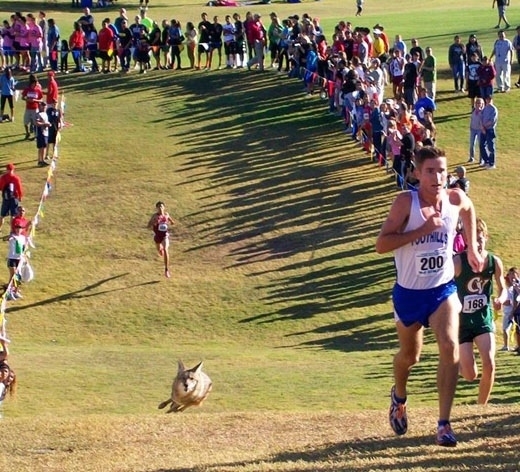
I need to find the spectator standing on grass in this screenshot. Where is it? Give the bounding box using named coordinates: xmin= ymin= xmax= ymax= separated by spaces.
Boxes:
xmin=185 ymin=22 xmax=197 ymax=70
xmin=233 ymin=13 xmax=246 ymax=68
xmin=376 ymin=145 xmax=482 ymax=447
xmin=47 ymin=18 xmax=60 ymax=72
xmin=98 ymin=19 xmax=115 ymax=73
xmin=420 ymin=47 xmax=437 ymax=100
xmin=35 ymin=100 xmax=50 ymax=167
xmin=466 ymin=52 xmax=482 ymax=108
xmin=513 ymin=26 xmax=520 ymax=88
xmin=389 ymin=48 xmax=405 ymax=98
xmin=0 ymin=68 xmax=16 ymax=123
xmin=117 ymin=20 xmax=132 ymax=73
xmin=10 ymin=206 xmax=31 ymax=238
xmin=27 ymin=13 xmax=43 ymax=73
xmin=0 ymin=163 xmax=23 ymax=234
xmin=501 ymin=268 xmax=519 ymax=352
xmin=454 ymin=218 xmax=507 ymax=405
xmin=479 ymin=95 xmax=498 ymax=169
xmin=6 ymin=222 xmax=27 ymax=300
xmin=197 ymin=12 xmax=211 ymax=70
xmin=246 ymin=14 xmax=266 ymax=72
xmin=21 ymin=73 xmax=43 ymax=140
xmin=223 ymin=16 xmax=236 ymax=69
xmin=402 ymin=54 xmax=418 ymax=107
xmin=393 ymin=34 xmax=407 ymax=55
xmin=46 ymin=70 xmax=58 ymax=105
xmin=492 ymin=0 xmax=511 ymax=29
xmin=46 ymin=99 xmax=62 ymax=161
xmin=489 ymin=29 xmax=514 ymax=92
xmin=114 ymin=8 xmax=128 ymax=34
xmin=208 ymin=16 xmax=223 ymax=71
xmin=448 ymin=35 xmax=466 ymax=93
xmin=477 ymin=56 xmax=496 ymax=98
xmin=69 ymin=22 xmax=85 ymax=72
xmin=77 ymin=7 xmax=94 ymax=36
xmin=468 ymin=97 xmax=484 ymax=163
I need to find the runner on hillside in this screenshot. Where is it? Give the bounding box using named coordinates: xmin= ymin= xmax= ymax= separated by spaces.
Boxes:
xmin=147 ymin=201 xmax=175 ymax=278
xmin=376 ymin=146 xmax=483 ymax=447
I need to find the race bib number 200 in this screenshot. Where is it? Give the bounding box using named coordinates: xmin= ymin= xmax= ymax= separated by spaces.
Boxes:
xmin=415 ymin=249 xmax=446 ymax=277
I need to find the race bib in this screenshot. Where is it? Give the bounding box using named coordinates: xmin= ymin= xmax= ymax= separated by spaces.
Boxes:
xmin=158 ymin=223 xmax=168 ymax=232
xmin=415 ymin=249 xmax=446 ymax=277
xmin=462 ymin=294 xmax=488 ymax=314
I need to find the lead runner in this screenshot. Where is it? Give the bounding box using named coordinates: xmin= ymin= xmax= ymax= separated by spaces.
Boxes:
xmin=376 ymin=146 xmax=483 ymax=447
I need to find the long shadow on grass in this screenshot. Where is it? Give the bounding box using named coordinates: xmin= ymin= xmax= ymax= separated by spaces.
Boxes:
xmin=163 ymin=70 xmax=396 ymax=350
xmin=7 ymin=273 xmax=158 ymax=313
xmin=153 ymin=411 xmax=520 ymax=472
xmin=59 ymin=69 xmax=399 ymax=352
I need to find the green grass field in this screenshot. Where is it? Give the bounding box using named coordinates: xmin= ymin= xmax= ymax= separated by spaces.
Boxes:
xmin=0 ymin=0 xmax=519 ymax=470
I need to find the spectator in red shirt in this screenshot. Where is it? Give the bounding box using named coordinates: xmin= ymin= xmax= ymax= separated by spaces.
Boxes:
xmin=98 ymin=19 xmax=115 ymax=73
xmin=46 ymin=70 xmax=59 ymax=105
xmin=0 ymin=163 xmax=24 ymax=233
xmin=21 ymin=73 xmax=43 ymax=140
xmin=246 ymin=14 xmax=266 ymax=71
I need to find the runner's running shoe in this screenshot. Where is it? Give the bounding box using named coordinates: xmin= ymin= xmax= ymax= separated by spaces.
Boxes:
xmin=389 ymin=385 xmax=408 ymax=435
xmin=436 ymin=423 xmax=457 ymax=447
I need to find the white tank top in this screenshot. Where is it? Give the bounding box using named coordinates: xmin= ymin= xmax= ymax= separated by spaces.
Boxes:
xmin=394 ymin=191 xmax=458 ymax=290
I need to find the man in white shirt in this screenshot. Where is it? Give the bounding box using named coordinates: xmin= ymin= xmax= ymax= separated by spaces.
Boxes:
xmin=489 ymin=29 xmax=514 ymax=92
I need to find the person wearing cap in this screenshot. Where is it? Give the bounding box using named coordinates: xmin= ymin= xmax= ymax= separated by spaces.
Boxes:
xmin=489 ymin=29 xmax=514 ymax=92
xmin=372 ymin=28 xmax=388 ymax=63
xmin=35 ymin=100 xmax=50 ymax=167
xmin=0 ymin=163 xmax=23 ymax=233
xmin=449 ymin=166 xmax=470 ymax=194
xmin=514 ymin=26 xmax=520 ymax=87
xmin=10 ymin=206 xmax=31 ymax=238
xmin=492 ymin=0 xmax=511 ymax=29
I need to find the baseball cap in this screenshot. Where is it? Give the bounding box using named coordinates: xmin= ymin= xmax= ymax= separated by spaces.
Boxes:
xmin=455 ymin=166 xmax=466 ymax=174
xmin=6 ymin=163 xmax=15 ymax=171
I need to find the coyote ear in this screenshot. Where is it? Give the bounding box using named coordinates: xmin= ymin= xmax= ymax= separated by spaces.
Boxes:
xmin=177 ymin=360 xmax=185 ymax=372
xmin=193 ymin=361 xmax=203 ymax=373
